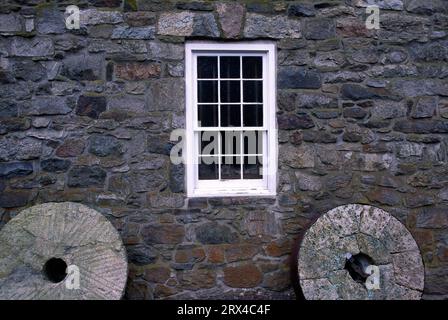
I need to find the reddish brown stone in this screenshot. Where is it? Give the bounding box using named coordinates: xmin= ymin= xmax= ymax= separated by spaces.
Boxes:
xmin=125 ymin=279 xmax=153 ymax=300
xmin=143 ymin=265 xmax=171 ymax=283
xmin=225 ymin=243 xmax=258 ymax=263
xmin=177 ymin=269 xmax=216 ymax=290
xmin=206 ymin=245 xmax=225 ymax=264
xmin=223 ymin=264 xmax=262 ymax=288
xmin=114 ymin=62 xmax=161 ymax=80
xmin=56 ymin=139 xmax=85 ymax=158
xmin=265 ymin=238 xmax=292 ymax=257
xmin=216 ymin=3 xmax=245 ymax=39
xmin=154 ymin=284 xmax=178 ymax=298
xmin=142 ymin=224 xmax=185 ymax=244
xmin=336 ymin=17 xmax=373 ymax=38
xmin=175 ymin=246 xmax=206 ymax=264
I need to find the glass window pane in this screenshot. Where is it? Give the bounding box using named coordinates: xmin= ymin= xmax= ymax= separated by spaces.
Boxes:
xmin=243 ymin=57 xmax=262 ymax=79
xmin=243 ymin=156 xmax=263 ymax=179
xmin=220 ymin=56 xmax=240 ymax=78
xmin=198 ymin=105 xmax=218 ymax=127
xmin=199 ymin=131 xmax=219 ymax=155
xmin=198 ymin=80 xmax=218 ymax=103
xmin=221 ymin=80 xmax=240 ymax=103
xmin=243 ymin=105 xmax=263 ymax=127
xmin=199 ymin=156 xmax=218 ymax=180
xmin=221 ymin=156 xmax=241 ymax=180
xmin=198 ymin=56 xmax=218 ymax=78
xmin=221 ymin=105 xmax=241 ymax=127
xmin=243 ymin=80 xmax=263 ymax=103
xmin=243 ymin=131 xmax=262 ymax=154
xmin=221 ymin=131 xmax=241 ymax=155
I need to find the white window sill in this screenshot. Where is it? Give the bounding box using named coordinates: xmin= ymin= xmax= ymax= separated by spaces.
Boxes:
xmin=188 ymin=188 xmax=276 ymax=198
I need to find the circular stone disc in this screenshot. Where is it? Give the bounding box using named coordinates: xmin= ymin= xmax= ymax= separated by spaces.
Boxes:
xmin=0 ymin=202 xmax=128 ymax=300
xmin=297 ymin=204 xmax=424 ymax=300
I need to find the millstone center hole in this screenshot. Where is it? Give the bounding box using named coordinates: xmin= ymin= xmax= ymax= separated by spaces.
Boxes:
xmin=344 ymin=252 xmax=375 ymax=284
xmin=43 ymin=257 xmax=68 ymax=283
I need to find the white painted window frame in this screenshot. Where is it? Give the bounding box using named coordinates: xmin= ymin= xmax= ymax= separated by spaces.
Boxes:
xmin=185 ymin=41 xmax=277 ymax=198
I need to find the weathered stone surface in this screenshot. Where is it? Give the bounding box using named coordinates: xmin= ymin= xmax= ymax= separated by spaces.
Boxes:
xmin=278 ymin=113 xmax=315 ymax=130
xmin=0 ymin=190 xmax=30 ymax=208
xmin=302 ymin=130 xmax=337 ymax=143
xmin=61 ymin=53 xmax=104 ymax=81
xmin=244 ymin=13 xmax=301 ymax=39
xmin=336 ymin=17 xmax=373 ymax=37
xmin=176 ymin=1 xmax=214 ymax=11
xmin=0 ymin=101 xmax=18 ymax=117
xmin=411 ymin=96 xmax=438 ymax=119
xmin=0 ymin=137 xmax=41 ymax=161
xmin=0 ymin=162 xmax=33 ymax=178
xmin=341 ymin=84 xmax=378 ymax=100
xmin=114 ymin=62 xmax=161 ymax=80
xmin=170 ymin=164 xmax=184 ymax=193
xmin=158 ymin=12 xmax=194 ymax=36
xmin=76 ymin=95 xmax=107 ymax=119
xmin=371 ymin=100 xmax=407 ymax=120
xmin=80 ymin=9 xmax=124 ymax=26
xmin=391 ymin=79 xmax=448 ymax=98
xmin=278 ymin=67 xmax=321 ymax=89
xmin=224 ymin=264 xmax=262 ymax=288
xmin=12 ymin=61 xmax=46 ymax=82
xmin=225 ymin=243 xmax=258 ymax=263
xmin=196 ymin=222 xmax=238 ymax=244
xmin=56 ymin=139 xmax=85 ymax=158
xmin=216 ymin=3 xmax=245 ymax=39
xmin=36 ymin=8 xmax=65 ymax=34
xmin=143 ymin=265 xmax=170 ymax=283
xmin=416 ymin=207 xmax=448 ymax=229
xmin=11 ymin=38 xmax=54 ymax=57
xmin=405 ymin=0 xmax=447 ymax=15
xmin=288 ymin=3 xmax=316 ymax=17
xmin=353 ymin=0 xmax=404 ymax=10
xmin=343 ymin=107 xmax=367 ymax=119
xmin=0 ymin=202 xmax=127 ymax=299
xmin=280 ymin=144 xmax=315 ymax=168
xmin=41 ymin=159 xmax=71 ymax=173
xmin=393 ymin=120 xmax=448 ymax=134
xmin=303 ymin=19 xmax=336 ymax=40
xmin=147 ymin=79 xmax=185 ymax=111
xmin=295 ymin=172 xmax=322 ymax=191
xmin=67 ymin=166 xmax=107 ymax=187
xmin=142 ymin=224 xmax=185 ymax=244
xmin=298 ymin=204 xmax=424 ymax=300
xmin=0 ymin=13 xmax=22 ymax=32
xmin=0 ymin=117 xmax=30 ymax=134
xmin=178 ymin=269 xmax=216 ymax=290
xmin=111 ymin=26 xmax=155 ymax=39
xmin=21 ymin=97 xmax=71 ymax=116
xmin=148 ymin=41 xmax=184 ymax=60
xmin=158 ymin=12 xmax=219 ymax=37
xmin=193 ymin=12 xmax=221 ymax=37
xmin=88 ymin=135 xmax=123 ymax=157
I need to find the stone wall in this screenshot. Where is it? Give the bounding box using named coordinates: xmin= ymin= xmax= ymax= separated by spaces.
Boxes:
xmin=0 ymin=0 xmax=447 ymax=299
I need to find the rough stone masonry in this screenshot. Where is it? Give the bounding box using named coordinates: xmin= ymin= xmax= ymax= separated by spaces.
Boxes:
xmin=0 ymin=0 xmax=447 ymax=299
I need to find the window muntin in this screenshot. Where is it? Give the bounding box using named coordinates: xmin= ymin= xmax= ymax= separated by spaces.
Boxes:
xmin=186 ymin=42 xmax=277 ymax=197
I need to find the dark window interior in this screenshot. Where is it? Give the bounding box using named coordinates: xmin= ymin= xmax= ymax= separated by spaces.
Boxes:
xmin=196 ymin=55 xmax=264 ymax=181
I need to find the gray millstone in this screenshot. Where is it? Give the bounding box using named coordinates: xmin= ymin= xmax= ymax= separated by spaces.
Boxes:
xmin=298 ymin=204 xmax=424 ymax=300
xmin=0 ymin=202 xmax=127 ymax=300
